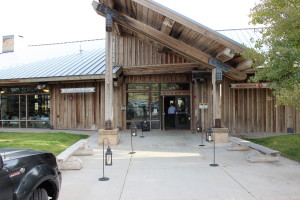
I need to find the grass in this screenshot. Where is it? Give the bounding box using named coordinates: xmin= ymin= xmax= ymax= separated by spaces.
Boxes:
xmin=0 ymin=132 xmax=89 ymax=156
xmin=244 ymin=134 xmax=300 ymax=162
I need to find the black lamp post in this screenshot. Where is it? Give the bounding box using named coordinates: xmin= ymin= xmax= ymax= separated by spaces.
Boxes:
xmin=206 ymin=128 xmax=213 ymax=142
xmin=99 ymin=138 xmax=113 ymax=181
xmin=209 ymin=128 xmax=219 ymax=167
xmin=129 ymin=124 xmax=137 ymax=154
xmin=197 ymin=121 xmax=205 ymax=147
xmin=105 ymin=146 xmax=112 ymax=166
xmin=131 ymin=124 xmax=137 ymax=136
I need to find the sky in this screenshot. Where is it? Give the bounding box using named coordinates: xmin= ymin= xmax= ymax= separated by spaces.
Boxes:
xmin=0 ymin=0 xmax=259 ymax=45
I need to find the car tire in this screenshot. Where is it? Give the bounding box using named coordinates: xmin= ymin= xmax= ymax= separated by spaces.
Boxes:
xmin=29 ymin=188 xmax=48 ymax=200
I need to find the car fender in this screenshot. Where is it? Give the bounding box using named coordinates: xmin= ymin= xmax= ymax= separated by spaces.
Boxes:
xmin=14 ymin=164 xmax=59 ymax=200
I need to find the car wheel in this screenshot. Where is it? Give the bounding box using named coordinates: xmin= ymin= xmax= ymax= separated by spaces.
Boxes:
xmin=29 ymin=188 xmax=48 ymax=200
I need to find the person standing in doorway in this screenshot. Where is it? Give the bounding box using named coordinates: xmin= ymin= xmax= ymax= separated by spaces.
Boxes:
xmin=168 ymin=103 xmax=176 ymax=128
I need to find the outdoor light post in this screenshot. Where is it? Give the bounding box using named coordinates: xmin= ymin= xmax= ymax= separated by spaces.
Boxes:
xmin=99 ymin=138 xmax=113 ymax=181
xmin=197 ymin=121 xmax=205 ymax=147
xmin=209 ymin=128 xmax=219 ymax=167
xmin=206 ymin=128 xmax=213 ymax=142
xmin=129 ymin=124 xmax=137 ymax=154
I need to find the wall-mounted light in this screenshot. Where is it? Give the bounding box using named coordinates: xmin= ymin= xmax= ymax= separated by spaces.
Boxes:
xmin=0 ymin=91 xmax=5 ymax=94
xmin=37 ymin=84 xmax=47 ymax=90
xmin=43 ymin=89 xmax=49 ymax=93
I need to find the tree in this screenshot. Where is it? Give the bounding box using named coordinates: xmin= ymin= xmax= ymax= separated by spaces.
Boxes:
xmin=247 ymin=0 xmax=300 ymax=109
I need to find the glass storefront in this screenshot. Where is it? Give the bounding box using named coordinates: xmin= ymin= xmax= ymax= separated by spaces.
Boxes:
xmin=0 ymin=86 xmax=50 ymax=128
xmin=126 ymin=83 xmax=189 ymax=130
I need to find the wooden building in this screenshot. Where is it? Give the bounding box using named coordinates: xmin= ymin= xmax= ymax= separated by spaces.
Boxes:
xmin=0 ymin=0 xmax=299 ymax=135
xmin=91 ymin=0 xmax=299 ymax=135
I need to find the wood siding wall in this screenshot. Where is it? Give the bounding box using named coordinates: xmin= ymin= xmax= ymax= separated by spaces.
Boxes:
xmin=114 ymin=35 xmax=190 ymax=66
xmin=50 ymin=81 xmax=123 ymax=130
xmin=221 ymin=78 xmax=300 ymax=135
xmin=50 ymin=82 xmax=101 ymax=130
xmin=192 ymin=79 xmax=214 ymax=132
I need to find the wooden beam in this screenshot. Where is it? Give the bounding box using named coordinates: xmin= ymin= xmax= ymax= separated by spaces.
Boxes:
xmin=105 ymin=31 xmax=114 ymax=123
xmin=161 ymin=17 xmax=175 ymax=34
xmin=131 ymin=0 xmax=245 ymax=52
xmin=92 ymin=2 xmax=247 ymax=80
xmin=101 ymin=0 xmax=115 ymax=8
xmin=113 ymin=76 xmax=124 ymax=87
xmin=212 ymin=68 xmax=222 ymax=127
xmin=123 ymin=63 xmax=202 ymax=75
xmin=124 ymin=69 xmax=192 ymax=75
xmin=123 ymin=63 xmax=200 ymax=71
xmin=216 ymin=47 xmax=235 ymax=62
xmin=0 ymin=75 xmax=107 ymax=84
xmin=156 ymin=17 xmax=175 ymax=52
xmin=236 ymin=59 xmax=253 ymax=71
xmin=114 ymin=23 xmax=123 ymax=36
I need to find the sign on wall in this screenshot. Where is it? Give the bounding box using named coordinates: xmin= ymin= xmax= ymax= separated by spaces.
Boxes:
xmin=199 ymin=103 xmax=208 ymax=109
xmin=61 ymin=87 xmax=95 ymax=93
xmin=160 ymin=91 xmax=190 ymax=96
xmin=230 ymin=83 xmax=270 ymax=89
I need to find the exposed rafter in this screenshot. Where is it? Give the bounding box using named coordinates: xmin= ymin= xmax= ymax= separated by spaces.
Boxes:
xmin=155 ymin=17 xmax=175 ymax=52
xmin=236 ymin=59 xmax=253 ymax=71
xmin=216 ymin=47 xmax=235 ymax=62
xmin=161 ymin=17 xmax=175 ymax=34
xmin=92 ymin=1 xmax=247 ymax=80
xmin=131 ymin=0 xmax=245 ymax=53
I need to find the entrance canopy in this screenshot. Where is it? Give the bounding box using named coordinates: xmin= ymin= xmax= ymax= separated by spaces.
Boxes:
xmin=92 ymin=0 xmax=250 ymax=80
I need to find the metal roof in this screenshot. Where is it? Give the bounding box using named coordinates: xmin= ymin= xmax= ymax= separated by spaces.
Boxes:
xmin=0 ymin=29 xmax=260 ymax=83
xmin=0 ymin=39 xmax=121 ymax=83
xmin=216 ymin=28 xmax=262 ymax=49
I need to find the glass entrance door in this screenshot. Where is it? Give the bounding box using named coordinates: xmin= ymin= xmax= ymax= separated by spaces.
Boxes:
xmin=164 ymin=96 xmax=190 ymax=130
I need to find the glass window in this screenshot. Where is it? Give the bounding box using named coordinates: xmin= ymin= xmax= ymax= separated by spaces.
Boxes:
xmin=0 ymin=86 xmax=49 ymax=94
xmin=27 ymin=95 xmax=50 ymax=120
xmin=1 ymin=96 xmax=19 ymax=120
xmin=28 ymin=121 xmax=50 ymax=128
xmin=127 ymin=93 xmax=149 ymax=120
xmin=2 ymin=121 xmax=19 ymax=128
xmin=161 ymin=83 xmax=189 ymax=91
xmin=151 ymin=121 xmax=160 ymax=129
xmin=151 ymin=84 xmax=159 ymax=90
xmin=151 ymin=93 xmax=160 ymax=120
xmin=21 ymin=95 xmax=26 ymax=120
xmin=127 ymin=84 xmax=150 ymax=91
xmin=21 ymin=122 xmax=26 ymax=128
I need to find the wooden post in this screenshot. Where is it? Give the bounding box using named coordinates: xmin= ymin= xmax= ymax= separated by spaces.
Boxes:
xmin=212 ymin=68 xmax=221 ymax=127
xmin=98 ymin=14 xmax=120 ymax=146
xmin=105 ymin=30 xmax=114 ymax=126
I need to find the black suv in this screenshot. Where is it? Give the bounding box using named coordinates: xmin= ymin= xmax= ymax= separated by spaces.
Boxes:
xmin=0 ymin=149 xmax=62 ymax=200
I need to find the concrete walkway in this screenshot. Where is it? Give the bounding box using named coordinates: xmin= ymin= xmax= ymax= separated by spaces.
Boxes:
xmin=59 ymin=130 xmax=300 ymax=200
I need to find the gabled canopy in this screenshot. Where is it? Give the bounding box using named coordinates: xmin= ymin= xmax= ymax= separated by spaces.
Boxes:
xmin=92 ymin=0 xmax=250 ymax=80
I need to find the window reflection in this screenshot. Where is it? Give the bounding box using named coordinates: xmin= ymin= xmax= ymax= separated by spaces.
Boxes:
xmin=27 ymin=95 xmax=50 ymax=121
xmin=1 ymin=96 xmax=19 ymax=121
xmin=151 ymin=93 xmax=160 ymax=120
xmin=161 ymin=83 xmax=189 ymax=90
xmin=127 ymin=84 xmax=150 ymax=91
xmin=127 ymin=93 xmax=149 ymax=120
xmin=0 ymin=86 xmax=50 ymax=128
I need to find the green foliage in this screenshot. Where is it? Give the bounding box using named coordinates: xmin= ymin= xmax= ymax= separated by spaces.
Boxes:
xmin=244 ymin=134 xmax=300 ymax=162
xmin=0 ymin=132 xmax=88 ymax=156
xmin=246 ymin=0 xmax=300 ymax=109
